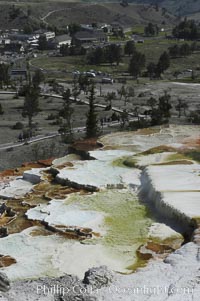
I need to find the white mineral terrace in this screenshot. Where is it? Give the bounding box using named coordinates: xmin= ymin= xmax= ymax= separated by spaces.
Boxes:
xmin=98 ymin=242 xmax=200 ymax=301
xmin=0 ymin=178 xmax=33 ymax=199
xmin=0 ymin=125 xmax=199 ymax=301
xmin=56 ymin=150 xmax=141 ymax=188
xmin=26 ymin=200 xmax=104 ymax=232
xmin=141 ymin=165 xmax=200 ymax=222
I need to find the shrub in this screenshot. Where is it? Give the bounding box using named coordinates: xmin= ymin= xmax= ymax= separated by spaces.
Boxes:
xmin=12 ymin=122 xmax=24 ymax=129
xmin=0 ymin=103 xmax=4 ymax=115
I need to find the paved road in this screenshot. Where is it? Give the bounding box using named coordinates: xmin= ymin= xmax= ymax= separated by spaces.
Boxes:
xmin=0 ymin=132 xmax=60 ymax=151
xmin=40 ymin=93 xmax=137 ymax=117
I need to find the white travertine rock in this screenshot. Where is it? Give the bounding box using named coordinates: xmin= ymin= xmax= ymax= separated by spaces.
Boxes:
xmin=89 ymin=149 xmax=134 ymax=161
xmin=148 ymin=223 xmax=183 ymax=242
xmin=52 ymin=154 xmax=81 ymax=166
xmin=26 ymin=200 xmax=104 ymax=232
xmin=141 ymin=165 xmax=200 ymax=221
xmin=56 ymin=157 xmax=140 ymax=189
xmin=99 ymin=125 xmax=200 ymax=152
xmin=136 ymin=152 xmax=177 ymax=167
xmin=0 ymin=178 xmax=33 ymax=199
xmin=98 ymin=242 xmax=200 ymax=301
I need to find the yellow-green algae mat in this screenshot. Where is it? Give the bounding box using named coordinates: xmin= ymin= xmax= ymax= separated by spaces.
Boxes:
xmin=63 ymin=189 xmax=154 ymax=273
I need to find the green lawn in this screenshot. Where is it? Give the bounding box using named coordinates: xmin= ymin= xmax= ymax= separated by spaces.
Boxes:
xmin=31 ymin=38 xmax=200 ymax=81
xmin=136 ymin=38 xmax=200 ymax=73
xmin=31 ymin=55 xmax=128 ymax=76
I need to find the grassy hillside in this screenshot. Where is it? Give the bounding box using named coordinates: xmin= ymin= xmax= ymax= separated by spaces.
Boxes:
xmin=0 ymin=0 xmax=200 ymax=17
xmin=45 ymin=3 xmax=176 ymax=28
xmin=129 ymin=0 xmax=200 ymax=16
xmin=0 ymin=2 xmax=177 ymax=30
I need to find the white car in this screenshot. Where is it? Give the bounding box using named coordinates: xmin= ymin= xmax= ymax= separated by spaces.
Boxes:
xmin=86 ymin=72 xmax=96 ymax=78
xmin=72 ymin=70 xmax=80 ymax=76
xmin=102 ymin=77 xmax=113 ymax=84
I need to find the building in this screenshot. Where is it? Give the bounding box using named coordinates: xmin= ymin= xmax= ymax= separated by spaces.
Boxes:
xmin=72 ymin=30 xmax=107 ymax=46
xmin=0 ymin=38 xmax=10 ymax=45
xmin=111 ymin=22 xmax=123 ymax=33
xmin=8 ymin=33 xmax=35 ymax=42
xmin=44 ymin=31 xmax=55 ymax=41
xmin=52 ymin=34 xmax=71 ymax=48
xmin=101 ymin=24 xmax=112 ymax=34
xmin=2 ymin=42 xmax=24 ymax=55
xmin=34 ymin=30 xmax=55 ymax=41
xmin=10 ymin=69 xmax=27 ymax=81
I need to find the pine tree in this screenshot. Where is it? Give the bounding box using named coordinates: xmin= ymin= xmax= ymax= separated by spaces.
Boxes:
xmin=0 ymin=103 xmax=4 ymax=115
xmin=124 ymin=41 xmax=136 ymax=56
xmin=0 ymin=63 xmax=10 ymax=88
xmin=158 ymin=91 xmax=172 ymax=119
xmin=128 ymin=51 xmax=145 ymax=78
xmin=38 ymin=35 xmax=48 ymax=51
xmin=32 ymin=69 xmax=45 ymax=88
xmin=59 ymin=88 xmax=74 ymax=134
xmin=105 ymin=91 xmax=116 ymax=107
xmin=157 ymin=51 xmax=170 ymax=76
xmin=22 ymin=85 xmax=40 ymax=130
xmin=86 ymin=85 xmax=99 ymax=138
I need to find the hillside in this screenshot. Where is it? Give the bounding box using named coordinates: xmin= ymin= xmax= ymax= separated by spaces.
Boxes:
xmin=0 ymin=2 xmax=176 ymax=30
xmin=0 ymin=0 xmax=200 ymax=18
xmin=130 ymin=0 xmax=200 ymax=16
xmin=45 ymin=3 xmax=176 ymax=28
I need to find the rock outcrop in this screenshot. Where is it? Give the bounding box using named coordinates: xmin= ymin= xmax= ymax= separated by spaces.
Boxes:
xmin=83 ymin=266 xmax=114 ymax=289
xmin=0 ymin=272 xmax=10 ymax=292
xmin=1 ymin=266 xmax=112 ymax=301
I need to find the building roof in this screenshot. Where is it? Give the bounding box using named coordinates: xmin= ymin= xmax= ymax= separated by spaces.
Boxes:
xmin=74 ymin=30 xmax=106 ymax=41
xmin=54 ymin=34 xmax=71 ymax=43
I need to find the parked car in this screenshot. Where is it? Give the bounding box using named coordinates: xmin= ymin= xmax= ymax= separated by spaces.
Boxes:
xmin=102 ymin=77 xmax=113 ymax=84
xmin=72 ymin=70 xmax=80 ymax=77
xmin=86 ymin=72 xmax=96 ymax=78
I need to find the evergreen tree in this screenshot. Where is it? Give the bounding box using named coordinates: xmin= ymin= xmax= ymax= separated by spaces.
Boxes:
xmin=23 ymin=24 xmax=33 ymax=34
xmin=157 ymin=51 xmax=170 ymax=76
xmin=32 ymin=69 xmax=45 ymax=88
xmin=172 ymin=19 xmax=200 ymax=40
xmin=0 ymin=63 xmax=10 ymax=88
xmin=168 ymin=44 xmax=180 ymax=58
xmin=104 ymin=91 xmax=116 ymax=107
xmin=124 ymin=41 xmax=136 ymax=56
xmin=117 ymin=85 xmax=134 ymax=106
xmin=105 ymin=44 xmax=122 ymax=66
xmin=22 ymin=85 xmax=40 ymax=130
xmin=87 ymin=47 xmax=104 ymax=65
xmin=117 ymin=85 xmax=126 ymax=100
xmin=78 ymin=75 xmax=91 ymax=94
xmin=68 ymin=23 xmax=81 ymax=36
xmin=144 ymin=23 xmax=159 ymax=36
xmin=158 ymin=91 xmax=172 ymax=119
xmin=86 ymin=85 xmax=99 ymax=138
xmin=38 ymin=35 xmax=48 ymax=51
xmin=175 ymin=98 xmax=188 ymax=117
xmin=72 ymin=81 xmax=80 ymax=102
xmin=147 ymin=62 xmax=157 ymax=79
xmin=147 ymin=97 xmax=157 ymax=110
xmin=59 ymin=88 xmax=74 ymax=134
xmin=0 ymin=103 xmax=4 ymax=115
xmin=128 ymin=51 xmax=145 ymax=78
xmin=179 ymin=43 xmax=191 ymax=57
